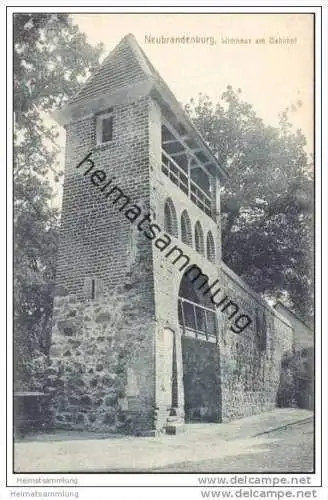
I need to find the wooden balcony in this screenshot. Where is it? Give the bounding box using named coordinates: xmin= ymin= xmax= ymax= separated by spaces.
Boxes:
xmin=161 ymin=150 xmax=212 ymax=217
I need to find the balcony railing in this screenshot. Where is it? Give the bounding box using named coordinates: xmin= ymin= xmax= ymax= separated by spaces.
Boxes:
xmin=161 ymin=150 xmax=212 ymax=217
xmin=178 ymin=297 xmax=218 ymax=341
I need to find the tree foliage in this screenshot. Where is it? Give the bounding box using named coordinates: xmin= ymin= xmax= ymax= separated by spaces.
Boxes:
xmin=14 ymin=14 xmax=103 ymax=388
xmin=186 ymin=88 xmax=314 ymax=323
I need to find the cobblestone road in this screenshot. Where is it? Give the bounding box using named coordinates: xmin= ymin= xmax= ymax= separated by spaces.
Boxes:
xmin=153 ymin=420 xmax=314 ymax=472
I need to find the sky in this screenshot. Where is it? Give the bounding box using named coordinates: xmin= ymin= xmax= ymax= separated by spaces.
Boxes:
xmin=71 ymin=13 xmax=313 ymax=150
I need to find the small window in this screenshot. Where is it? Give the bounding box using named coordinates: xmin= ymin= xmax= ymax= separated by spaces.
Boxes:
xmin=84 ymin=277 xmax=104 ymax=300
xmin=96 ymin=110 xmax=113 ymax=145
xmin=181 ymin=210 xmax=192 ymax=247
xmin=206 ymin=231 xmax=216 ymax=263
xmin=164 ymin=198 xmax=178 ymax=237
xmin=195 ymin=221 xmax=205 ymax=256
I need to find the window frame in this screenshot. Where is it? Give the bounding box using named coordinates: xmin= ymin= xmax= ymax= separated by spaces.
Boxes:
xmin=96 ymin=109 xmax=113 ymax=145
xmin=164 ymin=198 xmax=178 ymax=238
xmin=206 ymin=231 xmax=216 ymax=263
xmin=194 ymin=221 xmax=205 ymax=256
xmin=181 ymin=210 xmax=193 ymax=247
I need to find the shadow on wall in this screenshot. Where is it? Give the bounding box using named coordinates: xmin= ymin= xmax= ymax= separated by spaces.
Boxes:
xmin=276 ymin=347 xmax=314 ymax=410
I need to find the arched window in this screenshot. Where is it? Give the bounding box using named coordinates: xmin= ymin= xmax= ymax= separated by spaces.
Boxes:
xmin=181 ymin=210 xmax=192 ymax=247
xmin=178 ymin=266 xmax=218 ymax=339
xmin=194 ymin=221 xmax=204 ymax=256
xmin=206 ymin=231 xmax=216 ymax=263
xmin=164 ymin=198 xmax=178 ymax=237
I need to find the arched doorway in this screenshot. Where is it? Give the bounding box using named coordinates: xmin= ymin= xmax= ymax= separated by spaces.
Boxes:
xmin=178 ymin=268 xmax=221 ymax=423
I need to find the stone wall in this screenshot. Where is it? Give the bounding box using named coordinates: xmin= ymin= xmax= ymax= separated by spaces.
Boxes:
xmin=219 ymin=264 xmax=293 ymax=421
xmin=48 ymin=265 xmax=156 ymax=434
xmin=274 ymin=302 xmax=313 ymax=349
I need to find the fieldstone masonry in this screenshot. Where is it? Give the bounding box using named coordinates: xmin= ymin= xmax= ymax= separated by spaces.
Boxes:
xmin=49 ymin=239 xmax=157 ymax=433
xmin=49 ymin=33 xmax=294 ymax=435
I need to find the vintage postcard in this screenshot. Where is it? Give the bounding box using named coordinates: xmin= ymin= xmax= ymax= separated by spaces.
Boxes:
xmin=4 ymin=3 xmax=326 ymax=500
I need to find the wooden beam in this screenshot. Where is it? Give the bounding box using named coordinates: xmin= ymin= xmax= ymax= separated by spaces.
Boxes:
xmin=190 ymin=162 xmax=212 ymax=177
xmin=162 ymin=138 xmax=180 ymax=145
xmin=169 ymin=150 xmax=188 ymax=158
xmin=187 ymin=156 xmax=191 ymax=197
xmin=162 ymin=118 xmax=211 ymax=175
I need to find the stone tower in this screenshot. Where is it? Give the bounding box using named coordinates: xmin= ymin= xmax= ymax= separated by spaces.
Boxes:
xmin=50 ymin=34 xmax=293 ymax=435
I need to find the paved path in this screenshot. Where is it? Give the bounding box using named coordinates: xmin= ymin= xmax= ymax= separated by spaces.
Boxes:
xmin=14 ymin=409 xmax=313 ymax=473
xmin=153 ymin=419 xmax=314 ymax=472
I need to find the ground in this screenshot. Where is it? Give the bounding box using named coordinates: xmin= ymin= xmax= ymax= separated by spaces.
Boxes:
xmin=153 ymin=419 xmax=314 ymax=472
xmin=14 ymin=409 xmax=314 ymax=473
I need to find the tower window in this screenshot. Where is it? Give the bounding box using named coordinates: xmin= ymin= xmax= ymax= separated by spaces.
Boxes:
xmin=181 ymin=210 xmax=192 ymax=247
xmin=195 ymin=221 xmax=205 ymax=256
xmin=206 ymin=231 xmax=216 ymax=263
xmin=164 ymin=198 xmax=178 ymax=238
xmin=84 ymin=277 xmax=104 ymax=300
xmin=96 ymin=109 xmax=113 ymax=144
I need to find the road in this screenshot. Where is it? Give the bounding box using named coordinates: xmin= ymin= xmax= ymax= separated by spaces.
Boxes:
xmin=14 ymin=409 xmax=314 ymax=473
xmin=153 ymin=419 xmax=314 ymax=473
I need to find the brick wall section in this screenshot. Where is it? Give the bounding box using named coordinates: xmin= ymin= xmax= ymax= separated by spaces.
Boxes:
xmin=56 ymin=97 xmax=151 ymax=297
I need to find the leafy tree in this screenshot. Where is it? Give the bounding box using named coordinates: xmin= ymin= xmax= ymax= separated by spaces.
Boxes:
xmin=14 ymin=14 xmax=103 ymax=388
xmin=186 ymin=88 xmax=314 ymax=324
